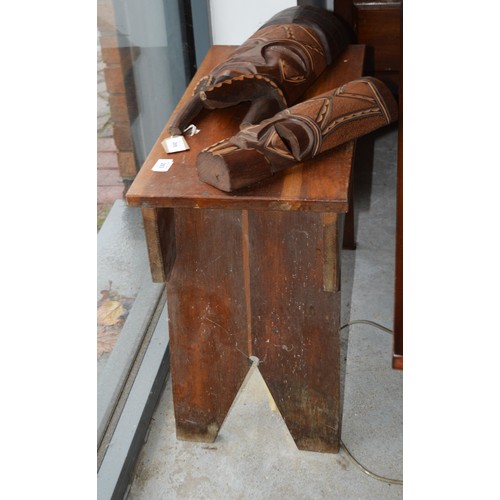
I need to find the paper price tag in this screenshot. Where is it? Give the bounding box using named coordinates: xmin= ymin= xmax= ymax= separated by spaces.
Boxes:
xmin=184 ymin=124 xmax=200 ymax=136
xmin=162 ymin=135 xmax=190 ymax=153
xmin=152 ymin=159 xmax=173 ymax=172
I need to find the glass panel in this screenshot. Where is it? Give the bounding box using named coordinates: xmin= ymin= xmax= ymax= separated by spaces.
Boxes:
xmin=97 ymin=0 xmax=194 ymax=357
xmin=98 ymin=0 xmax=192 ymax=179
xmin=97 ymin=0 xmax=203 ymax=454
xmin=111 ymin=0 xmax=191 ymax=166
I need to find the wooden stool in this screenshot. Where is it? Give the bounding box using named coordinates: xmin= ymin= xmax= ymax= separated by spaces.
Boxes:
xmin=126 ymin=45 xmax=365 ymax=453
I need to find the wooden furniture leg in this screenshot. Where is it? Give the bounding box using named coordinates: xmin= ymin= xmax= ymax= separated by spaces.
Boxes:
xmin=249 ymin=210 xmax=344 ymax=453
xmin=166 ymin=208 xmax=250 ymax=442
xmin=165 ymin=207 xmax=345 ymax=452
xmin=141 ymin=208 xmax=176 ymax=282
xmin=343 ymin=174 xmax=356 ymax=250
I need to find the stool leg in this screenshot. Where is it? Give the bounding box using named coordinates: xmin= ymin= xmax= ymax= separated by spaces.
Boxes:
xmin=343 ymin=133 xmax=378 ymax=250
xmin=343 ymin=187 xmax=356 ymax=250
xmin=343 ymin=141 xmax=357 ymax=250
xmin=248 ymin=210 xmax=344 ymax=453
xmin=166 ymin=207 xmax=345 ymax=452
xmin=167 ymin=208 xmax=250 ymax=442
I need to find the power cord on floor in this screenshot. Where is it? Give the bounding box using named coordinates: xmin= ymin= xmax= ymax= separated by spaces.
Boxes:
xmin=340 ymin=440 xmax=403 ymax=485
xmin=340 ymin=319 xmax=393 ymax=334
xmin=339 ymin=320 xmax=403 ymax=486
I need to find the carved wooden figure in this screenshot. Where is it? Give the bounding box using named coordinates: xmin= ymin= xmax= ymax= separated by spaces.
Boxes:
xmin=197 ymin=77 xmax=398 ymax=191
xmin=168 ymin=6 xmax=351 ymax=136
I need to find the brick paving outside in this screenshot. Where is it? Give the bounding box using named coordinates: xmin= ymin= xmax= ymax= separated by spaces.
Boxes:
xmin=97 ymin=35 xmax=132 ymax=360
xmin=97 ymin=138 xmax=126 ymax=205
xmin=98 ymin=39 xmax=127 ymax=230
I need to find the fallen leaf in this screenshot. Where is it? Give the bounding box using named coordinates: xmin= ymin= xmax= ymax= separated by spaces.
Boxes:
xmin=97 ymin=288 xmax=135 ymax=357
xmin=97 ymin=326 xmax=121 ymax=354
xmin=97 ymin=300 xmax=125 ymax=326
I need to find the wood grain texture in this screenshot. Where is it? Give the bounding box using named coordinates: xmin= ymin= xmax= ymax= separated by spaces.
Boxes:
xmin=197 ymin=76 xmax=397 ymax=192
xmin=354 ymin=3 xmax=401 ymax=74
xmin=342 ymin=142 xmax=357 ymax=250
xmin=166 ymin=206 xmax=345 ymax=450
xmin=334 ymin=0 xmax=401 ymax=91
xmin=141 ymin=208 xmax=176 ymax=282
xmin=392 ymin=113 xmax=403 ymax=370
xmin=168 ymin=6 xmax=352 ymax=135
xmin=167 ymin=208 xmax=250 ymax=442
xmin=322 ymin=213 xmax=340 ymax=293
xmin=125 ymin=45 xmax=365 ymax=213
xmin=249 ymin=210 xmax=343 ymax=452
xmin=125 ymin=45 xmax=366 ymax=451
xmin=393 ymin=8 xmax=403 ymax=370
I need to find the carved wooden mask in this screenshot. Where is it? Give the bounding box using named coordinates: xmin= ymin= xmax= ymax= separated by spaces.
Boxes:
xmin=197 ymin=77 xmax=398 ymax=192
xmin=168 ymin=6 xmax=352 ymax=135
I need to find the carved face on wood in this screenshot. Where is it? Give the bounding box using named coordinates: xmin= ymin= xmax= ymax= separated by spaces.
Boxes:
xmin=197 ymin=24 xmax=328 ymax=106
xmin=197 ymin=78 xmax=399 ymax=192
xmin=168 ymin=6 xmax=352 ymax=135
xmin=202 ymin=86 xmax=344 ymax=172
xmin=230 ymin=111 xmax=322 ymax=167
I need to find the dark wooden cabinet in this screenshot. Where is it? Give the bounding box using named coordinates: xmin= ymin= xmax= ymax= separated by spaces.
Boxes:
xmin=336 ymin=0 xmax=403 ymax=369
xmin=335 ymin=0 xmax=402 ymax=93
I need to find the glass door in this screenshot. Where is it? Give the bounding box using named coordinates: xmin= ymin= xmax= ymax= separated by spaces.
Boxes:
xmin=97 ymin=1 xmax=211 ymax=491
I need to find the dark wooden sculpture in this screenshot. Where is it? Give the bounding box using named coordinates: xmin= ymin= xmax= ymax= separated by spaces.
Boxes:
xmin=168 ymin=6 xmax=352 ymax=136
xmin=197 ymin=77 xmax=398 ymax=192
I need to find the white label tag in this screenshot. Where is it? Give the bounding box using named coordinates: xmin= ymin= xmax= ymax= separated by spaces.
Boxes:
xmin=183 ymin=124 xmax=200 ymax=136
xmin=152 ymin=159 xmax=173 ymax=172
xmin=162 ymin=135 xmax=189 ymax=153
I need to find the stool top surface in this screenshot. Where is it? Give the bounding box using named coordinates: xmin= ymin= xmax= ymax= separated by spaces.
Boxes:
xmin=126 ymin=45 xmax=365 ymax=213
